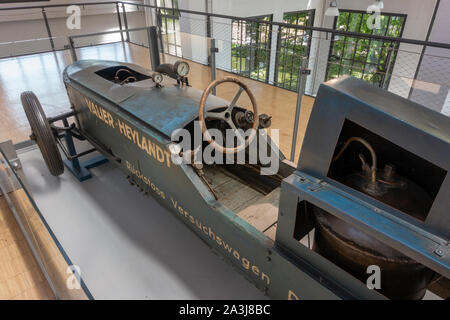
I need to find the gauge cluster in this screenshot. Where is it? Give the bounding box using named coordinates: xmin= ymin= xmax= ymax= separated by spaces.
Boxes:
xmin=152 ymin=60 xmax=190 ymax=87
xmin=173 ymin=61 xmax=190 ymax=77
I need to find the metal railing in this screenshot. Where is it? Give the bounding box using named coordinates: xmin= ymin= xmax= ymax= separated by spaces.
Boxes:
xmin=1 ymin=1 xmax=449 ymax=160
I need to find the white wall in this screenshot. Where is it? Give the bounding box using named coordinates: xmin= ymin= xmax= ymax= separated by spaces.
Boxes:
xmin=0 ymin=1 xmax=146 ymax=58
xmin=178 ymin=0 xmax=210 ymax=64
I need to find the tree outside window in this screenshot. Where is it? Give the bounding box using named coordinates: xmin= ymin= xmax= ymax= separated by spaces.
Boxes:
xmin=231 ymin=15 xmax=273 ymax=82
xmin=275 ymin=10 xmax=315 ymax=91
xmin=326 ymin=10 xmax=406 ymax=88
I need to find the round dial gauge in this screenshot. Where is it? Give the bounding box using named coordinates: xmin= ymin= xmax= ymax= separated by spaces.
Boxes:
xmin=152 ymin=72 xmax=163 ymax=85
xmin=174 ymin=61 xmax=190 ymax=77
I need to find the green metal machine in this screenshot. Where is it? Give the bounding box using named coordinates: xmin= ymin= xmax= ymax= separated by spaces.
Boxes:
xmin=21 ymin=59 xmax=449 ymax=300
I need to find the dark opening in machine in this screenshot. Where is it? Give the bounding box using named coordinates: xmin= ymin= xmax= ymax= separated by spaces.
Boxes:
xmin=293 ymin=200 xmax=442 ymax=300
xmin=327 ymin=119 xmax=447 ymax=222
xmin=95 ymin=66 xmax=150 ymax=84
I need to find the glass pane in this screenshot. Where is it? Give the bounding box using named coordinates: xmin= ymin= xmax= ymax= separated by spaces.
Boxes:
xmin=387 ymin=16 xmax=404 ymax=37
xmin=231 ymin=15 xmax=272 ymax=81
xmin=328 ymin=62 xmax=340 ymax=79
xmin=360 ymin=14 xmax=373 ymax=34
xmin=275 ymin=10 xmax=314 ymax=89
xmin=340 ymin=59 xmax=352 ymax=76
xmin=343 ymin=38 xmax=356 ymax=59
xmin=373 ymin=15 xmax=389 ymax=36
xmin=336 ymin=11 xmax=349 ymax=30
xmin=368 ymin=40 xmax=383 ymax=64
xmin=348 ymin=12 xmax=362 ymax=32
xmin=351 ymin=62 xmax=364 ymax=78
xmin=355 ymin=38 xmax=370 ymax=62
xmin=372 ymin=73 xmax=383 ymax=86
xmin=0 ymin=148 xmax=88 ymax=299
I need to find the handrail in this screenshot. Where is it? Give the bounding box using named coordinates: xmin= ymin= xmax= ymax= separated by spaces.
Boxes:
xmin=0 ymin=36 xmax=62 ymax=45
xmin=69 ymin=26 xmax=149 ymax=39
xmin=0 ymin=1 xmax=118 ymax=11
xmin=0 ymin=0 xmax=449 ymax=49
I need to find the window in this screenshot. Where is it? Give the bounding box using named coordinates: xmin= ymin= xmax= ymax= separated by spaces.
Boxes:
xmin=275 ymin=10 xmax=315 ymax=91
xmin=231 ymin=15 xmax=273 ymax=82
xmin=326 ymin=10 xmax=406 ymax=88
xmin=157 ymin=0 xmax=182 ymax=57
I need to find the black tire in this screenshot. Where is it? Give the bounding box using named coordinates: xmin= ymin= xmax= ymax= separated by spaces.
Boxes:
xmin=21 ymin=91 xmax=64 ymax=176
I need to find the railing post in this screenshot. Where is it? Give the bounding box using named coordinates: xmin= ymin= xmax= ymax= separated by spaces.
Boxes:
xmin=205 ymin=0 xmax=212 ymax=38
xmin=210 ymin=38 xmax=218 ymax=95
xmin=121 ymin=3 xmax=130 ymax=42
xmin=147 ymin=26 xmax=160 ymax=70
xmin=155 ymin=8 xmax=164 ymax=53
xmin=290 ymin=57 xmax=310 ymax=162
xmin=68 ymin=36 xmax=77 ymax=61
xmin=382 ymin=43 xmax=395 ymax=89
xmin=41 ymin=8 xmax=55 ymax=51
xmin=115 ymin=2 xmax=124 ymax=42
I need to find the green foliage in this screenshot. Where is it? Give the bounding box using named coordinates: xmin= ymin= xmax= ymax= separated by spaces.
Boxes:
xmin=276 ymin=10 xmax=314 ymax=90
xmin=326 ymin=10 xmax=405 ymax=87
xmin=231 ymin=15 xmax=272 ymax=81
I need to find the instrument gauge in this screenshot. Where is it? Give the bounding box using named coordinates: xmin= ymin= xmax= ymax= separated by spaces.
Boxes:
xmin=174 ymin=60 xmax=190 ymax=77
xmin=152 ymin=72 xmax=163 ymax=85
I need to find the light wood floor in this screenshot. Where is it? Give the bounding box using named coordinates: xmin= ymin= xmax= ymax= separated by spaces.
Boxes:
xmin=0 ymin=196 xmax=54 ymax=300
xmin=0 ymin=41 xmax=315 ymax=299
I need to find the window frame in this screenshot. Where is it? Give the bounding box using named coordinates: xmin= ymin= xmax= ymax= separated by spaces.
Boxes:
xmin=273 ymin=9 xmax=315 ymax=91
xmin=231 ymin=14 xmax=274 ymax=83
xmin=325 ymin=9 xmax=407 ymax=88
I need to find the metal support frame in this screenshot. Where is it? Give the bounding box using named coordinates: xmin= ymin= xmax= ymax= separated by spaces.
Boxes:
xmin=147 ymin=26 xmax=160 ymax=70
xmin=205 ymin=0 xmax=212 ymax=38
xmin=210 ymin=38 xmax=218 ymax=95
xmin=115 ymin=2 xmax=124 ymax=43
xmin=121 ymin=3 xmax=130 ymax=42
xmin=41 ymin=8 xmax=55 ymax=51
xmin=58 ymin=118 xmax=108 ymax=182
xmin=290 ymin=58 xmax=310 ymax=162
xmin=67 ymin=26 xmax=152 ymax=63
xmin=68 ymin=36 xmax=77 ymax=61
xmin=382 ymin=44 xmax=395 ymax=89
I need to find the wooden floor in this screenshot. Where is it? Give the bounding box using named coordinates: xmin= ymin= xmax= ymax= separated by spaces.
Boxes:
xmin=0 ymin=41 xmax=315 ymax=299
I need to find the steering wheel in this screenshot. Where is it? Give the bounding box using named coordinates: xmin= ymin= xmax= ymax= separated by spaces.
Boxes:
xmin=198 ymin=77 xmax=259 ymax=154
xmin=120 ymin=75 xmax=137 ymax=85
xmin=115 ymin=68 xmax=134 ymax=82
